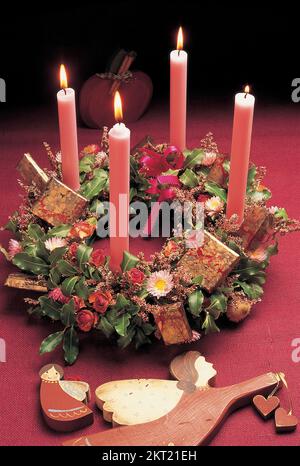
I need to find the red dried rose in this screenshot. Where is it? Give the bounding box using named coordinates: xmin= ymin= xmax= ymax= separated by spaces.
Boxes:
xmin=69 ymin=221 xmax=96 ymax=240
xmin=81 ymin=144 xmax=100 ymax=157
xmin=73 ymin=296 xmax=86 ymax=312
xmin=164 ymin=240 xmax=179 ymax=257
xmin=77 ymin=309 xmax=97 ymax=332
xmin=48 ymin=288 xmax=70 ymax=304
xmin=88 ymin=291 xmax=112 ymax=314
xmin=90 ymin=249 xmax=106 ymax=267
xmin=197 ymin=194 xmax=210 ymax=203
xmin=69 ymin=242 xmax=79 ymax=258
xmin=128 ymin=268 xmax=145 ymax=284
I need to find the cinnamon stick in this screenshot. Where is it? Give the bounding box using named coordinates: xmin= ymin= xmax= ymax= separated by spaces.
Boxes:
xmin=109 ymin=51 xmax=137 ymax=96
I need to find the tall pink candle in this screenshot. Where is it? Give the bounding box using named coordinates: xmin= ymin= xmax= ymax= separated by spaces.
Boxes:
xmin=109 ymin=91 xmax=130 ymax=272
xmin=57 ymin=64 xmax=80 ymax=191
xmin=170 ymin=27 xmax=187 ymax=151
xmin=226 ymin=86 xmax=255 ymax=224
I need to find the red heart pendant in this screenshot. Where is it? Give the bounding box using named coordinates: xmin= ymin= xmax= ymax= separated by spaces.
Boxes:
xmin=253 ymin=395 xmax=280 ymax=419
xmin=275 ymin=407 xmax=298 ymax=432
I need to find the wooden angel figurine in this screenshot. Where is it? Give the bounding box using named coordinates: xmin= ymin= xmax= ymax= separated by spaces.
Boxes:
xmin=64 ymin=351 xmax=282 ymax=446
xmin=39 ymin=364 xmax=94 ymax=432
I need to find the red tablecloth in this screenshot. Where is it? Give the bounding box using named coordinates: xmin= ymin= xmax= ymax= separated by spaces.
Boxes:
xmin=0 ymin=101 xmax=300 ymax=446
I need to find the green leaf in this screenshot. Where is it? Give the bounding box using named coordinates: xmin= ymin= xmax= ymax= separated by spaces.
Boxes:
xmin=38 ymin=296 xmax=61 ymax=320
xmin=48 ymin=267 xmax=61 ymax=288
xmin=141 ymin=322 xmax=156 ymax=336
xmin=202 ymin=313 xmax=220 ymax=335
xmin=121 ymin=251 xmax=139 ymax=272
xmin=247 ymin=166 xmax=257 ymax=191
xmin=77 ymin=244 xmax=93 ymax=270
xmin=5 ymin=214 xmax=18 ymax=233
xmin=49 ymin=246 xmax=68 ymax=265
xmin=179 ymin=169 xmax=199 ymax=188
xmin=56 ymin=259 xmax=78 ymax=277
xmin=191 ymin=275 xmax=203 ymax=285
xmin=274 ymin=208 xmax=288 ymax=220
xmin=48 ymin=224 xmax=72 ymax=238
xmin=28 ymin=224 xmax=45 ymax=240
xmin=63 ymin=326 xmax=79 ymax=365
xmin=79 ymin=154 xmax=95 ymax=174
xmin=208 ymin=291 xmax=228 ymax=318
xmin=188 ymin=290 xmax=204 ymax=316
xmin=117 ymin=328 xmax=135 ymax=349
xmin=80 ymin=168 xmax=108 ymax=200
xmin=61 ymin=299 xmax=76 ymax=326
xmin=249 ymin=188 xmax=272 ymax=202
xmin=184 ymin=149 xmax=204 ymax=169
xmin=113 ymin=294 xmax=131 ymax=311
xmin=234 ymin=280 xmax=264 ymax=299
xmin=135 ymin=328 xmax=152 ymax=349
xmin=204 ymin=181 xmax=227 ymax=203
xmin=36 ymin=240 xmax=50 ymax=261
xmin=39 ymin=331 xmax=64 ymax=354
xmin=97 ymin=316 xmax=115 ymax=338
xmin=12 ymin=253 xmax=49 ymax=275
xmin=61 ymin=276 xmax=79 ymax=296
xmin=130 ymin=187 xmax=137 ymax=202
xmin=115 ymin=313 xmax=131 ymax=337
xmin=75 ymin=277 xmax=90 ymax=300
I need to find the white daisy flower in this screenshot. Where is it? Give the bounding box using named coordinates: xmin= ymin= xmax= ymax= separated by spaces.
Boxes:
xmin=146 ymin=270 xmax=174 ymax=298
xmin=44 ymin=237 xmax=67 ymax=252
xmin=205 ymin=196 xmax=224 ymax=217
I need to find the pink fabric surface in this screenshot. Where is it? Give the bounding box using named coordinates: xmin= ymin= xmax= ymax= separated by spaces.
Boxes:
xmin=0 ymin=100 xmax=300 ymax=446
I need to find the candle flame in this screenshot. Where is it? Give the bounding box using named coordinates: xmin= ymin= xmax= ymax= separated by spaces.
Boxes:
xmin=60 ymin=64 xmax=68 ymax=89
xmin=114 ymin=91 xmax=123 ymax=123
xmin=244 ymin=85 xmax=250 ymax=94
xmin=177 ymin=27 xmax=183 ymax=51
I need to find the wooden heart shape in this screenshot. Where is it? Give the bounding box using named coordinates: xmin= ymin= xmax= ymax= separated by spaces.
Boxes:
xmin=275 ymin=407 xmax=298 ymax=432
xmin=79 ymin=71 xmax=153 ymax=129
xmin=253 ymin=394 xmax=280 ymax=419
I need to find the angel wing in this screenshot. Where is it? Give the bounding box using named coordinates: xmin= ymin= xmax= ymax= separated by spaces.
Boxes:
xmin=59 ymin=380 xmax=91 ymax=403
xmin=95 ymin=379 xmax=183 ymax=426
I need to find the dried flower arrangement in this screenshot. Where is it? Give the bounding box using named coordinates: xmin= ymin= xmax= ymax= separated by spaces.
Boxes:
xmin=1 ymin=130 xmax=299 ymax=364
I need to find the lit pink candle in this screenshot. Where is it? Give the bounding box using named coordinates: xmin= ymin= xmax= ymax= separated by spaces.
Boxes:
xmin=109 ymin=91 xmax=130 ymax=272
xmin=170 ymin=27 xmax=187 ymax=151
xmin=226 ymin=86 xmax=255 ymax=224
xmin=57 ymin=64 xmax=80 ymax=191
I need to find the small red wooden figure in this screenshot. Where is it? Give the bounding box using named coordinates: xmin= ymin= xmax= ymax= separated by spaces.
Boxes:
xmin=39 ymin=364 xmax=94 ymax=432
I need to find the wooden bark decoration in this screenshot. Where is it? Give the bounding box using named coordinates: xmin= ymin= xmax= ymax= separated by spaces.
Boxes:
xmin=236 ymin=204 xmax=268 ymax=249
xmin=5 ymin=273 xmax=48 ymax=292
xmin=152 ymin=302 xmax=192 ymax=345
xmin=64 ymin=351 xmax=280 ymax=446
xmin=39 ymin=364 xmax=94 ymax=433
xmin=178 ymin=231 xmax=240 ymax=293
xmin=17 ymin=153 xmax=49 ymax=192
xmin=207 ymin=156 xmax=228 ymax=187
xmin=32 ymin=178 xmax=88 ymax=226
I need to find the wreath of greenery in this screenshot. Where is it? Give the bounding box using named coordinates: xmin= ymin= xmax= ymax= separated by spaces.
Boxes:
xmin=1 ymin=132 xmax=299 ymax=364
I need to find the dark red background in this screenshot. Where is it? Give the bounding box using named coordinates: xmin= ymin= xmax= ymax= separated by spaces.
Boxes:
xmin=0 ymin=99 xmax=300 ymax=446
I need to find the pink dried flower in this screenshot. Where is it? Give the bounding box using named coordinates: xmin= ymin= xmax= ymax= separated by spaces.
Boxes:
xmin=48 ymin=288 xmax=70 ymax=304
xmin=201 ymin=151 xmax=217 ymax=166
xmin=248 ymin=247 xmax=268 ymax=262
xmin=8 ymin=239 xmax=22 ymax=258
